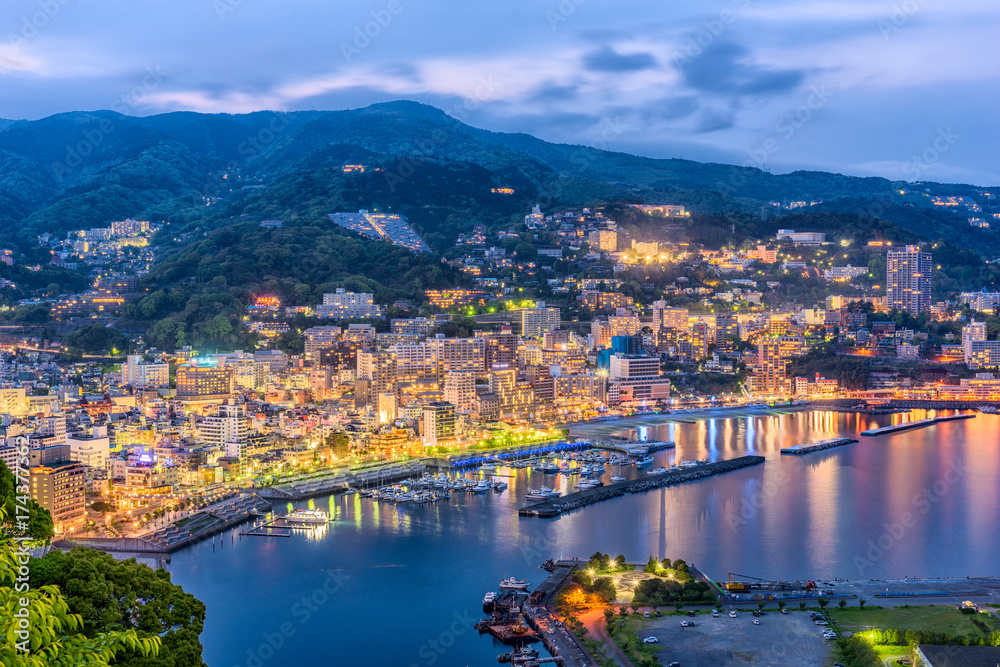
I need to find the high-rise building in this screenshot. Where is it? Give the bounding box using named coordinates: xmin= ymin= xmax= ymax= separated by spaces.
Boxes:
xmin=303 ymin=326 xmax=342 ymax=361
xmin=443 ymin=372 xmax=476 ymax=412
xmin=356 ymin=350 xmax=398 ymax=405
xmin=520 ymin=303 xmax=561 ymax=339
xmin=607 ymin=354 xmax=671 ymax=404
xmin=316 ymin=288 xmax=384 ymax=319
xmin=423 ymin=402 xmax=456 ymax=446
xmin=200 ymin=405 xmax=249 ymax=457
xmin=754 ymin=338 xmax=787 ymax=394
xmin=715 ymin=313 xmax=737 ymax=349
xmin=477 ymin=326 xmax=517 ymax=370
xmin=29 ymin=460 xmax=85 ymax=532
xmin=887 ymin=245 xmax=932 ymax=315
xmin=123 ymin=355 xmax=169 ymax=389
xmin=176 ymin=361 xmax=234 ymax=398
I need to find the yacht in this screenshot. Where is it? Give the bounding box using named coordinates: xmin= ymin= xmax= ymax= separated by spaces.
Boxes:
xmin=499 ymin=577 xmax=529 ymax=591
xmin=471 ymin=480 xmax=492 ymax=493
xmin=647 ymin=467 xmax=669 ymax=475
xmin=525 ymin=491 xmax=549 ymax=501
xmin=634 ymin=456 xmax=654 ymax=467
xmin=483 ymin=591 xmax=497 ymax=608
xmin=493 ymin=480 xmax=508 ymax=492
xmin=284 ymin=509 xmax=328 ymax=525
xmin=610 ymin=475 xmax=626 ymax=483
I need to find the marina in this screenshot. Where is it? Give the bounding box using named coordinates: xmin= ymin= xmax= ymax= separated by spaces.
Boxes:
xmin=860 ymin=413 xmax=975 ymax=436
xmin=780 ymin=437 xmax=859 ymax=455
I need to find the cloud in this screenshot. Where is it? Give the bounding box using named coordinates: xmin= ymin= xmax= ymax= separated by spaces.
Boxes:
xmin=677 ymin=40 xmax=805 ymax=97
xmin=696 ymin=107 xmax=736 ymax=133
xmin=640 ymin=96 xmax=699 ymax=122
xmin=582 ymin=45 xmax=658 ymax=72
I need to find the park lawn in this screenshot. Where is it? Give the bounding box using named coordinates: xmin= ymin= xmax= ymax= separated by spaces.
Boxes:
xmin=829 ymin=605 xmax=990 ymax=636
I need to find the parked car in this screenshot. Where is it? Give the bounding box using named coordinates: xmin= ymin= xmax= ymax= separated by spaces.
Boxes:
xmin=780 ymin=608 xmax=789 ymax=615
xmin=680 ymin=620 xmax=695 ymax=627
xmin=752 ymin=619 xmax=760 ymax=625
xmin=687 ymin=610 xmax=696 ymax=617
xmin=654 ymin=611 xmax=662 ymax=617
xmin=712 ymin=611 xmax=719 ymax=618
xmin=642 ymin=637 xmax=659 ymax=644
xmin=668 ymin=663 xmax=680 ymax=667
xmin=728 ymin=611 xmax=737 ymax=618
xmin=815 ymin=620 xmax=828 ymax=625
xmin=644 ymin=611 xmax=650 ymax=618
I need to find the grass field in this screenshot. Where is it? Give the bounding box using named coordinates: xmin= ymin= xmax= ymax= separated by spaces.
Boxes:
xmin=829 ymin=605 xmax=999 ymax=636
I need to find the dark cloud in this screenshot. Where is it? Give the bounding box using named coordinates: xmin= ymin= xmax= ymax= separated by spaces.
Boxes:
xmin=695 ymin=107 xmax=735 ymax=133
xmin=526 ymin=82 xmax=580 ymax=102
xmin=677 ymin=40 xmax=804 ymax=97
xmin=640 ymin=96 xmax=699 ymax=122
xmin=583 ymin=45 xmax=657 ymax=72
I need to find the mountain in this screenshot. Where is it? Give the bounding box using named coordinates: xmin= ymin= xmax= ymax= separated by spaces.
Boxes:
xmin=0 ymin=101 xmax=993 ymax=251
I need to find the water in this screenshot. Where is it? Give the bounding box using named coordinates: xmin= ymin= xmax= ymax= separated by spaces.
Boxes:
xmin=168 ymin=409 xmax=1000 ymax=666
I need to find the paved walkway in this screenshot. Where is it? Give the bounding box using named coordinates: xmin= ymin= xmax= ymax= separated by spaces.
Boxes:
xmin=579 ymin=609 xmax=634 ymax=667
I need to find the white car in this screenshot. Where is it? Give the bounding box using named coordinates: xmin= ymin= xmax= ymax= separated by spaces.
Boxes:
xmin=752 ymin=619 xmax=760 ymax=625
xmin=728 ymin=611 xmax=737 ymax=618
xmin=642 ymin=637 xmax=659 ymax=644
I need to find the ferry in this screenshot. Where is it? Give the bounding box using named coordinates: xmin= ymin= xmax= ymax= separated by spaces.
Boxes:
xmin=499 ymin=577 xmax=529 ymax=591
xmin=284 ymin=509 xmax=329 ymax=525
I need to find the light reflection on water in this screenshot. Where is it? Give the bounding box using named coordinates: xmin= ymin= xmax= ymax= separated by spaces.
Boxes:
xmin=169 ymin=410 xmax=1000 ymax=666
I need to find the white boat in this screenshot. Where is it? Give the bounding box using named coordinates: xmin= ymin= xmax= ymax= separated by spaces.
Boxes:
xmin=525 ymin=492 xmax=549 ymax=501
xmin=499 ymin=577 xmax=529 ymax=591
xmin=648 ymin=467 xmax=669 ymax=475
xmin=634 ymin=456 xmax=654 ymax=467
xmin=493 ymin=481 xmax=508 ymax=492
xmin=471 ymin=480 xmax=491 ymax=493
xmin=285 ymin=509 xmax=328 ymax=525
xmin=610 ymin=475 xmax=625 ymax=483
xmin=540 ymin=486 xmax=560 ymax=498
xmin=483 ymin=591 xmax=497 ymax=606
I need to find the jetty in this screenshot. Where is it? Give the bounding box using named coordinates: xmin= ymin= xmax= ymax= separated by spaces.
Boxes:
xmin=518 ymin=456 xmax=765 ymax=517
xmin=780 ymin=437 xmax=859 ymax=455
xmin=860 ymin=413 xmax=974 ymax=436
xmin=592 ymin=439 xmax=675 ymax=457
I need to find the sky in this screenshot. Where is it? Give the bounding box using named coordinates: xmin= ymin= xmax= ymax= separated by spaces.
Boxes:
xmin=1 ymin=0 xmax=998 ymax=185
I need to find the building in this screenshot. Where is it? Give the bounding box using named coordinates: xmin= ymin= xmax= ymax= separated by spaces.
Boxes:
xmin=0 ymin=386 xmax=27 ymax=416
xmin=356 ymin=350 xmax=398 ymax=406
xmin=775 ymin=229 xmax=826 ymax=245
xmin=912 ymin=645 xmax=1000 ymax=667
xmin=477 ymin=326 xmax=517 ymax=370
xmin=316 ymin=288 xmax=384 ymax=319
xmin=176 ymin=361 xmax=234 ymax=399
xmin=122 ymin=355 xmax=169 ymax=389
xmin=887 ymin=245 xmax=932 ymax=315
xmin=423 ymin=402 xmax=456 ymax=446
xmin=29 ymin=460 xmax=86 ymax=532
xmin=303 ymin=326 xmax=342 ymax=361
xmin=965 ymin=340 xmax=1000 ymax=369
xmin=443 ymin=372 xmax=476 ymax=412
xmin=588 ymin=229 xmax=618 ymax=252
xmin=200 ymin=405 xmax=249 ymax=458
xmin=520 ymin=303 xmax=561 ymax=338
xmin=960 ymin=290 xmax=1000 ymax=313
xmin=66 ymin=426 xmax=110 ymax=469
xmin=825 ymin=265 xmax=868 ymax=281
xmin=753 ymin=338 xmax=787 ymax=395
xmin=607 ymin=354 xmax=671 ymax=405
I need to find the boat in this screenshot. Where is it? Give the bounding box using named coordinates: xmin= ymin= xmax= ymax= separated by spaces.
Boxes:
xmin=483 ymin=591 xmax=497 ymax=608
xmin=648 ymin=467 xmax=669 ymax=475
xmin=284 ymin=509 xmax=328 ymax=525
xmin=471 ymin=480 xmax=492 ymax=493
xmin=493 ymin=481 xmax=508 ymax=492
xmin=634 ymin=456 xmax=654 ymax=467
xmin=499 ymin=577 xmax=529 ymax=591
xmin=525 ymin=491 xmax=549 ymax=501
xmin=610 ymin=475 xmax=625 ymax=483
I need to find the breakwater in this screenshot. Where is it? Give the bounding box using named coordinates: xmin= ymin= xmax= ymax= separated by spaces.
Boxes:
xmin=518 ymin=455 xmax=765 ymax=517
xmin=780 ymin=437 xmax=859 ymax=455
xmin=254 ymin=461 xmax=427 ymax=499
xmin=860 ymin=413 xmax=975 ymax=436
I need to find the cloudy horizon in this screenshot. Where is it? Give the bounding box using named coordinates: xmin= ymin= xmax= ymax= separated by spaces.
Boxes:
xmin=2 ymin=0 xmax=997 ymax=185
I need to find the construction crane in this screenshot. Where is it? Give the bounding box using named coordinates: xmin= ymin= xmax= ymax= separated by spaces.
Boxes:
xmin=726 ymin=572 xmax=764 ymax=591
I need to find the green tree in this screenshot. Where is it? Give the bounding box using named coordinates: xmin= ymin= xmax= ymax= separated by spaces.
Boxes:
xmin=777 ymin=601 xmax=786 ymax=611
xmin=859 ymin=597 xmax=866 ymax=609
xmin=818 ymin=598 xmax=829 ymax=609
xmin=798 ymin=602 xmax=806 ymax=611
xmin=838 ymin=598 xmax=848 ymax=609
xmin=29 ymin=548 xmax=207 ymax=666
xmin=0 ymin=507 xmax=160 ymax=666
xmin=0 ymin=460 xmax=54 ymax=542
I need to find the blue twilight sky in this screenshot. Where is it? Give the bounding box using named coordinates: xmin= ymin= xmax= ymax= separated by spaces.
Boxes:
xmin=1 ymin=0 xmax=998 ymax=185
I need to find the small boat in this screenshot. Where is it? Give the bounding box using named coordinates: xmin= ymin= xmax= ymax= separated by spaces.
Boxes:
xmin=525 ymin=492 xmax=549 ymax=501
xmin=471 ymin=480 xmax=491 ymax=493
xmin=493 ymin=481 xmax=508 ymax=492
xmin=648 ymin=467 xmax=669 ymax=475
xmin=610 ymin=475 xmax=625 ymax=483
xmin=483 ymin=591 xmax=497 ymax=608
xmin=284 ymin=509 xmax=328 ymax=525
xmin=499 ymin=577 xmax=529 ymax=591
xmin=634 ymin=456 xmax=654 ymax=467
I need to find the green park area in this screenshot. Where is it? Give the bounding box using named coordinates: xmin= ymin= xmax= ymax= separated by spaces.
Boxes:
xmin=829 ymin=605 xmax=1000 ymax=666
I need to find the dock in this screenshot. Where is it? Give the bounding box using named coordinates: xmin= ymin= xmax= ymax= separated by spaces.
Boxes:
xmin=518 ymin=456 xmax=765 ymax=517
xmin=860 ymin=413 xmax=975 ymax=436
xmin=523 ymin=560 xmax=595 ymax=667
xmin=592 ymin=440 xmax=675 ymax=456
xmin=780 ymin=437 xmax=859 ymax=455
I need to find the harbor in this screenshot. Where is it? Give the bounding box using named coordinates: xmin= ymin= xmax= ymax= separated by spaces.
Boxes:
xmin=518 ymin=455 xmax=766 ymax=517
xmin=780 ymin=437 xmax=859 ymax=455
xmin=860 ymin=413 xmax=975 ymax=436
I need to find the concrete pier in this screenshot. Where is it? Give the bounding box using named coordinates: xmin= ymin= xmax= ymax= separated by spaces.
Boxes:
xmin=780 ymin=437 xmax=859 ymax=455
xmin=860 ymin=413 xmax=974 ymax=436
xmin=518 ymin=456 xmax=765 ymax=517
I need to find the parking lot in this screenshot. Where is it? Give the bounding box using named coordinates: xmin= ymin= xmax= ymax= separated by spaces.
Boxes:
xmin=635 ymin=611 xmax=834 ymax=667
